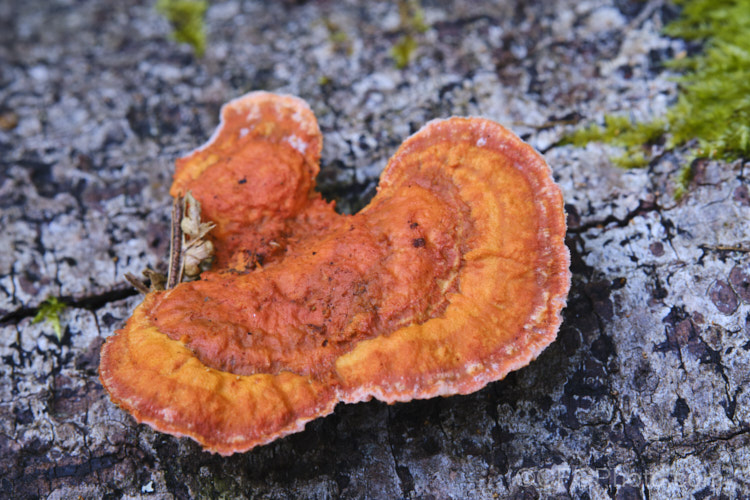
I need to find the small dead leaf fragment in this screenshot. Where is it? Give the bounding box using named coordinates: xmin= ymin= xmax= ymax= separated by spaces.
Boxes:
xmin=179 ymin=192 xmax=216 ymax=279
xmin=100 ymin=92 xmax=570 ymax=455
xmin=181 ymin=192 xmax=215 ymax=240
xmin=183 ymin=239 xmax=214 ymax=277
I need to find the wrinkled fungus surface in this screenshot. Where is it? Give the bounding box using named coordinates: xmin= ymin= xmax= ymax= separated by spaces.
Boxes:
xmin=99 ymin=92 xmax=570 ymax=455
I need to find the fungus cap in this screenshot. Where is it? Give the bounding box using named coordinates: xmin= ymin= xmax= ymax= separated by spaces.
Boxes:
xmin=99 ymin=91 xmax=570 ymax=455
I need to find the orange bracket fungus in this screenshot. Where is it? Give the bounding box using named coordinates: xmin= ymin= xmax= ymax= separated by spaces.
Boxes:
xmin=99 ymin=92 xmax=570 ymax=455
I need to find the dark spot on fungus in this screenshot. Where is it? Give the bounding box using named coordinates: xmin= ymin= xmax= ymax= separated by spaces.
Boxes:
xmin=412 ymin=238 xmax=426 ymax=248
xmin=307 ymin=324 xmax=325 ymax=335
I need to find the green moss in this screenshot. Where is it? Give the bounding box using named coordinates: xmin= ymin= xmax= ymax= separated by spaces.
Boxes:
xmin=326 ymin=21 xmax=349 ymax=45
xmin=392 ymin=34 xmax=418 ymax=69
xmin=612 ymin=150 xmax=651 ymax=169
xmin=674 ymin=159 xmax=696 ymax=199
xmin=563 ymin=0 xmax=750 ymax=192
xmin=32 ymin=297 xmax=67 ymax=342
xmin=398 ymin=0 xmax=428 ymax=34
xmin=156 ymin=0 xmax=208 ymax=57
xmin=562 ymin=115 xmax=666 ymax=167
xmin=663 ymin=0 xmax=750 ymax=159
xmin=323 ymin=18 xmax=353 ymax=56
xmin=391 ymin=0 xmax=428 ymax=69
xmin=563 ymin=115 xmax=666 ymax=149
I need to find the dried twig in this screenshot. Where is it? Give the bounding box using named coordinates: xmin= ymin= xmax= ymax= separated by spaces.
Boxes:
xmin=125 ymin=191 xmax=214 ymax=293
xmin=167 ymin=195 xmax=185 ymax=289
xmin=125 ymin=272 xmax=151 ymax=294
xmin=705 ymin=245 xmax=750 ymax=253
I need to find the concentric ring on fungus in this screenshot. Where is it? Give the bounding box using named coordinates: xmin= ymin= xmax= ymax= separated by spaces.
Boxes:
xmin=99 ymin=91 xmax=570 ymax=455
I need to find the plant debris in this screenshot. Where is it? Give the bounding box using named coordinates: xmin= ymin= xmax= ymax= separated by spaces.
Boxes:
xmin=156 ymin=0 xmax=208 ymax=57
xmin=391 ymin=0 xmax=428 ymax=69
xmin=562 ymin=0 xmax=750 ymax=195
xmin=126 ymin=191 xmax=214 ymax=294
xmin=32 ymin=297 xmax=67 ymax=342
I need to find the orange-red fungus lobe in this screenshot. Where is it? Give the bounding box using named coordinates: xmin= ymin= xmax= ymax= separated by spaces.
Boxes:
xmin=99 ymin=91 xmax=570 ymax=455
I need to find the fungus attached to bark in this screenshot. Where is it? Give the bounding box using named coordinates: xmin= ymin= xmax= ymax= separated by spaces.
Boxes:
xmin=99 ymin=91 xmax=570 ymax=455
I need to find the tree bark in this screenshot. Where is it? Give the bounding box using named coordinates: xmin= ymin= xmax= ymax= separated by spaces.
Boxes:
xmin=1 ymin=0 xmax=748 ymax=498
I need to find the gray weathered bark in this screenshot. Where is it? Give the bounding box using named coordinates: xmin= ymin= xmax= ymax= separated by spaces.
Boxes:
xmin=1 ymin=0 xmax=748 ymax=498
